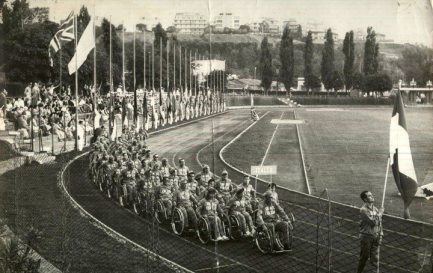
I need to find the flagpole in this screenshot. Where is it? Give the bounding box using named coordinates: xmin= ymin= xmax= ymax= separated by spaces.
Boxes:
xmin=188 ymin=50 xmax=192 ymax=95
xmin=381 ymin=157 xmax=390 ymax=209
xmin=109 ymin=16 xmax=113 ymax=136
xmin=152 ymin=40 xmax=154 ymax=91
xmin=143 ymin=30 xmax=146 ymax=90
xmin=133 ymin=22 xmax=137 ymax=122
xmin=74 ymin=14 xmax=79 ymax=151
xmin=159 ymin=37 xmax=162 ymax=104
xmin=179 ymin=45 xmax=182 ymax=94
xmin=59 ymin=51 xmax=62 ymax=92
xmin=173 ymin=41 xmax=176 ymax=91
xmin=122 ymin=21 xmax=125 ymax=92
xmin=194 ymin=51 xmax=197 ymax=96
xmin=184 ymin=48 xmax=187 ymax=92
xmin=93 ymin=13 xmax=96 ymax=131
xmin=166 ymin=39 xmax=169 ymax=91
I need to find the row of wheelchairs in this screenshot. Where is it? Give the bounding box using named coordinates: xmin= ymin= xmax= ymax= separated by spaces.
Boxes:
xmin=91 ymin=170 xmax=295 ymax=254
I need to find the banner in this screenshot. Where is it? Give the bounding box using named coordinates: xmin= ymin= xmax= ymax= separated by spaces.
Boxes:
xmin=68 ymin=18 xmax=95 ymax=75
xmin=192 ymin=60 xmax=226 ymax=76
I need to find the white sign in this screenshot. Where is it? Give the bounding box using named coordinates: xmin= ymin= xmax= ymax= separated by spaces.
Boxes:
xmin=251 ymin=165 xmax=277 ymax=175
xmin=271 ymin=119 xmax=305 ymax=124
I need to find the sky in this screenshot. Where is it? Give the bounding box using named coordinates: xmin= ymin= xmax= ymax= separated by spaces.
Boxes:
xmin=28 ymin=0 xmax=433 ymax=47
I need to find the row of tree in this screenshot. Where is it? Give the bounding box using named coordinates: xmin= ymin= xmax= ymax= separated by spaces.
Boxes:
xmin=259 ymin=25 xmax=392 ymax=94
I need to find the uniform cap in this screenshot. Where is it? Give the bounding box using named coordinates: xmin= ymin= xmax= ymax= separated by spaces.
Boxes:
xmin=221 ymin=170 xmax=228 ymax=175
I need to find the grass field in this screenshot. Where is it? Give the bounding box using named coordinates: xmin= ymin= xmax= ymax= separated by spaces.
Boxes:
xmin=223 ymin=107 xmax=433 ymax=223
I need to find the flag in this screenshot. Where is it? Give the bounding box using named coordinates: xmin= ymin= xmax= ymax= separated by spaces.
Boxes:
xmin=390 ymin=91 xmax=418 ymax=218
xmin=68 ymin=18 xmax=95 ymax=75
xmin=49 ymin=11 xmax=74 ymax=66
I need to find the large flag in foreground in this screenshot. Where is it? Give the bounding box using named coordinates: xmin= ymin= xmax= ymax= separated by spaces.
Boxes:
xmin=389 ymin=91 xmax=418 ymax=218
xmin=49 ymin=12 xmax=74 ymax=66
xmin=68 ymin=18 xmax=95 ymax=75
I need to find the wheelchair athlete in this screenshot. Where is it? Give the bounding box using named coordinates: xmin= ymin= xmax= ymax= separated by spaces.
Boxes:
xmin=256 ymin=191 xmax=293 ymax=251
xmin=227 ymin=188 xmax=255 ymax=237
xmin=121 ymin=161 xmax=139 ymax=206
xmin=196 ymin=188 xmax=229 ymax=241
xmin=155 ymin=176 xmax=174 ymax=218
xmin=215 ymin=170 xmax=235 ymax=206
xmin=173 ymin=180 xmax=198 ymax=231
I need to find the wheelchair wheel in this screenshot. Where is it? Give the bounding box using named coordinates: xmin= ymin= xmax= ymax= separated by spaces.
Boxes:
xmin=274 ymin=229 xmax=285 ymax=251
xmin=132 ymin=201 xmax=139 ymax=215
xmin=107 ymin=186 xmax=112 ymax=199
xmin=220 ymin=213 xmax=231 ymax=240
xmin=288 ymin=212 xmax=295 ymax=228
xmin=197 ymin=217 xmax=211 ymax=244
xmin=255 ymin=226 xmax=272 ymax=254
xmin=171 ymin=208 xmax=185 ymax=235
xmin=229 ymin=215 xmax=242 ymax=240
xmin=154 ymin=201 xmax=167 ymax=224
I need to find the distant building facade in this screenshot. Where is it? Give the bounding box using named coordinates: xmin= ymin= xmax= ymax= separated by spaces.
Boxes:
xmin=249 ymin=17 xmax=281 ymax=34
xmin=214 ymin=13 xmax=240 ymax=30
xmin=282 ymin=19 xmax=300 ymax=32
xmin=174 ymin=13 xmax=207 ymax=34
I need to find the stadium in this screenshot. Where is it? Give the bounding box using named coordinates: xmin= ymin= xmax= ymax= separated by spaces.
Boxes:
xmin=1 ymin=0 xmax=433 ymax=273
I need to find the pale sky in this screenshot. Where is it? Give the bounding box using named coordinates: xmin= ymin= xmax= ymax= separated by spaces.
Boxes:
xmin=28 ymin=0 xmax=433 ymax=47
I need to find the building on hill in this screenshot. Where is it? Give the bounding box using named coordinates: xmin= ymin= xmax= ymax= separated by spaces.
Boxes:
xmin=213 ymin=13 xmax=240 ymax=31
xmin=173 ymin=13 xmax=207 ymax=34
xmin=226 ymin=78 xmax=288 ymax=93
xmin=282 ymin=19 xmax=300 ymax=32
xmin=248 ymin=17 xmax=281 ymax=35
xmin=310 ymin=30 xmax=338 ymax=43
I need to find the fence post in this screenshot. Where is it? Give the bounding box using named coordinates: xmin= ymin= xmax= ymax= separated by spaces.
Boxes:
xmin=327 ymin=189 xmax=332 ymax=273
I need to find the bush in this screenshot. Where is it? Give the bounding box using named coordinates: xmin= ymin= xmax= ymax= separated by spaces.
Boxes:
xmin=293 ymin=95 xmax=395 ymax=105
xmin=225 ymin=95 xmax=287 ymax=106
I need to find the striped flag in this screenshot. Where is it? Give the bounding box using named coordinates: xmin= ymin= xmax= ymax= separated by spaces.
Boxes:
xmin=389 ymin=91 xmax=418 ymax=219
xmin=68 ymin=18 xmax=95 ymax=75
xmin=49 ymin=11 xmax=74 ymax=66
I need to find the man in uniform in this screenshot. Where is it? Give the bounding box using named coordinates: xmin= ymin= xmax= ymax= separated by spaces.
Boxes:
xmin=196 ymin=188 xmax=228 ymax=241
xmin=256 ymin=191 xmax=292 ymax=250
xmin=357 ymin=191 xmax=384 ymax=273
xmin=216 ymin=170 xmax=235 ymax=205
xmin=200 ymin=164 xmax=214 ymax=186
xmin=177 ymin=158 xmax=189 ymax=180
xmin=227 ymin=188 xmax=255 ymax=237
xmin=173 ymin=180 xmax=198 ymax=231
xmin=155 ymin=176 xmax=174 ymax=218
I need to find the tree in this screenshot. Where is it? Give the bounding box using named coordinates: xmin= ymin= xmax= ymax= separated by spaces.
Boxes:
xmin=364 ymin=73 xmax=392 ymax=95
xmin=260 ymin=37 xmax=273 ymax=93
xmin=136 ymin=23 xmax=147 ymax=32
xmin=332 ymin=70 xmax=344 ymax=91
xmin=4 ymin=21 xmax=59 ymax=83
xmin=239 ymin=25 xmax=251 ymax=33
xmin=352 ymin=72 xmax=365 ymax=91
xmin=305 ymin=74 xmax=321 ymax=91
xmin=342 ymin=31 xmax=355 ymax=90
xmin=304 ymin=31 xmax=314 ymax=91
xmin=363 ymin=27 xmax=379 ymax=75
xmin=166 ymin=26 xmax=177 ymax=33
xmin=279 ymin=26 xmax=294 ymax=95
xmin=321 ymin=28 xmax=335 ymax=91
xmin=101 ymin=17 xmax=123 ymax=88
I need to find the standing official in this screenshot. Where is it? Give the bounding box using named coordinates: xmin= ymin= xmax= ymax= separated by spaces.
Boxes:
xmin=357 ymin=191 xmax=384 ymax=273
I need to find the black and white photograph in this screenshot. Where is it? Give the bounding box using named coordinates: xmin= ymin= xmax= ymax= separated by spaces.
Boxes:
xmin=0 ymin=0 xmax=433 ymax=272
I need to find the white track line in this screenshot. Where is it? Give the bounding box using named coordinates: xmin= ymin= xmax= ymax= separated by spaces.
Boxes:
xmin=293 ymin=110 xmax=312 ymax=195
xmin=260 ymin=111 xmax=284 ymax=166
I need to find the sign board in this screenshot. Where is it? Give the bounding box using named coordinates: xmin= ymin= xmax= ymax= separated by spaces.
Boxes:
xmin=271 ymin=119 xmax=305 ymax=124
xmin=251 ymin=165 xmax=277 ymax=176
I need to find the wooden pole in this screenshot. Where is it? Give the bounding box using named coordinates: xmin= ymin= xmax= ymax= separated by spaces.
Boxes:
xmin=133 ymin=22 xmax=137 ymax=122
xmin=109 ymin=16 xmax=113 ymax=136
xmin=74 ymin=14 xmax=79 ymax=151
xmin=93 ymin=15 xmax=96 ymax=131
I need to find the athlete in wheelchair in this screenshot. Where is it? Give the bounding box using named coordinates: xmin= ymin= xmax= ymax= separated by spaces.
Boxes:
xmin=255 ymin=191 xmax=294 ymax=254
xmin=171 ymin=180 xmax=199 ymax=236
xmin=196 ymin=188 xmax=229 ymax=244
xmin=121 ymin=161 xmax=139 ymax=213
xmin=215 ymin=169 xmax=235 ymax=206
xmin=227 ymin=188 xmax=255 ymax=239
xmin=154 ymin=176 xmax=174 ymax=223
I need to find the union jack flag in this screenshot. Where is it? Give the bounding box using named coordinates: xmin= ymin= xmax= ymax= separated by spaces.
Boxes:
xmin=48 ymin=11 xmax=74 ymax=66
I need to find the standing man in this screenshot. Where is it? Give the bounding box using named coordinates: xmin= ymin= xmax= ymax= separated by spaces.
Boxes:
xmin=357 ymin=191 xmax=384 ymax=273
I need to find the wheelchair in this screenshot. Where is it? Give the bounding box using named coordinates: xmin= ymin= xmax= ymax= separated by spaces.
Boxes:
xmin=254 ymin=212 xmax=295 ymax=254
xmin=197 ymin=213 xmax=231 ymax=244
xmin=171 ymin=205 xmax=199 ymax=236
xmin=154 ymin=199 xmax=172 ymax=224
xmin=227 ymin=212 xmax=254 ymax=240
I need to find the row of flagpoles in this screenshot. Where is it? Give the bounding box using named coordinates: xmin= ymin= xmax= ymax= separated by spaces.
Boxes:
xmin=49 ymin=12 xmax=227 ymax=150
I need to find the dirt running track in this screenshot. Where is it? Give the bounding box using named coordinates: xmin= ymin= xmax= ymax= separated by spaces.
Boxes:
xmin=65 ymin=109 xmax=433 ymax=273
